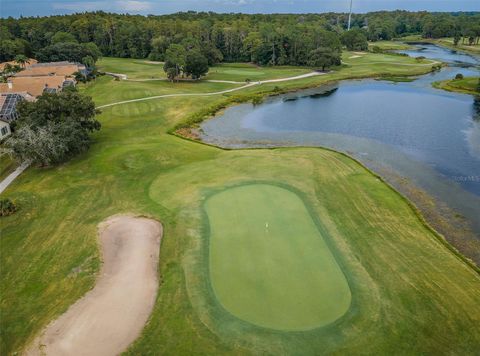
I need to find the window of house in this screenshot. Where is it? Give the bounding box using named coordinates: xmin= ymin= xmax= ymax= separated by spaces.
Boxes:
xmin=1 ymin=126 xmax=8 ymax=136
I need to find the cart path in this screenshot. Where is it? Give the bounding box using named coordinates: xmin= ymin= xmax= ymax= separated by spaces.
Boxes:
xmin=0 ymin=160 xmax=30 ymax=194
xmin=97 ymin=71 xmax=325 ymax=108
xmin=25 ymin=215 xmax=162 ymax=356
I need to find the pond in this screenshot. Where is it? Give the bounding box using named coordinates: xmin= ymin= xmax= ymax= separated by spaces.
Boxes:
xmin=200 ymin=44 xmax=480 ymax=236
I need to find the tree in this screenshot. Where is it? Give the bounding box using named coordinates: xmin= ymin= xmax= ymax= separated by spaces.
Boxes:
xmin=184 ymin=50 xmax=209 ymax=79
xmin=243 ymin=31 xmax=263 ymax=62
xmin=51 ymin=31 xmax=78 ymax=44
xmin=36 ymin=42 xmax=101 ymax=63
xmin=148 ymin=35 xmax=170 ymax=61
xmin=5 ymin=89 xmax=100 ymax=166
xmin=453 ymin=32 xmax=461 ymax=46
xmin=308 ymin=47 xmax=341 ymax=71
xmin=14 ymin=54 xmax=29 ymax=68
xmin=341 ymin=29 xmax=368 ymax=51
xmin=163 ymin=44 xmax=186 ymax=81
xmin=200 ymin=43 xmax=223 ymax=65
xmin=82 ymin=55 xmax=95 ymax=69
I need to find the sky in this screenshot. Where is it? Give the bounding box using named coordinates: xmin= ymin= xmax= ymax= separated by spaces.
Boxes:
xmin=1 ymin=0 xmax=479 ymax=18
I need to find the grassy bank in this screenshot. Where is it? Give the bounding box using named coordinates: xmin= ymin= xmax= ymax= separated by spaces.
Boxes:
xmin=368 ymin=40 xmax=414 ymax=51
xmin=433 ymin=76 xmax=480 ymax=95
xmin=1 ymin=53 xmax=479 ymax=355
xmin=401 ymin=35 xmax=480 ymax=57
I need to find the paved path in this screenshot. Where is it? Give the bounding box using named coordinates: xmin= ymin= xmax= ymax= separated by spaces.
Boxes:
xmin=25 ymin=215 xmax=163 ymax=356
xmin=0 ymin=160 xmax=30 ymax=194
xmin=0 ymin=72 xmax=324 ymax=192
xmin=98 ymin=71 xmax=324 ymax=109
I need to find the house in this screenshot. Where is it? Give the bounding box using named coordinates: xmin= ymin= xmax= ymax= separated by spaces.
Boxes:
xmin=0 ymin=60 xmax=81 ymax=138
xmin=0 ymin=76 xmax=72 ymax=97
xmin=14 ymin=61 xmax=87 ymax=78
xmin=0 ymin=58 xmax=38 ymax=72
xmin=0 ymin=93 xmax=27 ymax=139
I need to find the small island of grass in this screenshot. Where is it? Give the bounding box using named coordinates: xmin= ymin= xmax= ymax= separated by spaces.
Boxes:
xmin=433 ymin=76 xmax=480 ymax=95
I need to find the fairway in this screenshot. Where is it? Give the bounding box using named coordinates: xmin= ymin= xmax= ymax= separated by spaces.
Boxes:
xmin=2 ymin=53 xmax=480 ymax=355
xmin=206 ymin=184 xmax=351 ymax=330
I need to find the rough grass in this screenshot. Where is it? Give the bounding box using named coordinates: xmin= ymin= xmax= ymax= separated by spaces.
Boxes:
xmin=1 ymin=54 xmax=479 ymax=355
xmin=433 ymin=76 xmax=480 ymax=95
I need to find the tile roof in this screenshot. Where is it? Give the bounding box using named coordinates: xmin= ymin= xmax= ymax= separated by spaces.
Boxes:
xmin=0 ymin=58 xmax=37 ymax=71
xmin=15 ymin=62 xmax=86 ymax=77
xmin=0 ymin=76 xmax=67 ymax=97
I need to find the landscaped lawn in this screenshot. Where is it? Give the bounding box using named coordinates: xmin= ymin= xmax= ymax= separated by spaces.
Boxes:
xmin=1 ymin=54 xmax=479 ymax=355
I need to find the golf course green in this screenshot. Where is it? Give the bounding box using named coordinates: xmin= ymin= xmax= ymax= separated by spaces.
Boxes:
xmin=206 ymin=184 xmax=351 ymax=331
xmin=2 ymin=52 xmax=480 ymax=355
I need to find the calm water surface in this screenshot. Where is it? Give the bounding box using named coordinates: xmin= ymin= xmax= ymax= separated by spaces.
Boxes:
xmin=201 ymin=44 xmax=480 ymax=234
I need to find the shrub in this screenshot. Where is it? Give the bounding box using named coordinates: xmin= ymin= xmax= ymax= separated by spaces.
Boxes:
xmin=370 ymin=46 xmax=382 ymax=53
xmin=416 ymin=56 xmax=426 ymax=61
xmin=455 ymin=73 xmax=464 ymax=80
xmin=0 ymin=199 xmax=17 ymax=216
xmin=252 ymin=96 xmax=264 ymax=105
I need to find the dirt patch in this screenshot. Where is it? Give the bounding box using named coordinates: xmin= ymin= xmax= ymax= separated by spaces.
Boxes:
xmin=25 ymin=215 xmax=162 ymax=356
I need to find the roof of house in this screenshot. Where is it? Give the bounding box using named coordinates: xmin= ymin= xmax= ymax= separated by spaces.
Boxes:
xmin=0 ymin=58 xmax=38 ymax=72
xmin=15 ymin=61 xmax=85 ymax=77
xmin=0 ymin=93 xmax=25 ymax=122
xmin=0 ymin=76 xmax=67 ymax=97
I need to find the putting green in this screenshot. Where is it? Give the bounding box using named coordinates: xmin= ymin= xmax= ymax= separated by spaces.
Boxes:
xmin=206 ymin=184 xmax=352 ymax=331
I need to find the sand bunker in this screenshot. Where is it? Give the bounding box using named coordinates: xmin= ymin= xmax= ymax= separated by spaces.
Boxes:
xmin=25 ymin=215 xmax=162 ymax=356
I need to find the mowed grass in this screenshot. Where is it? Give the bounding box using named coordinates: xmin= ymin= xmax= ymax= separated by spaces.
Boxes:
xmin=0 ymin=154 xmax=16 ymax=181
xmin=206 ymin=63 xmax=312 ymax=82
xmin=97 ymin=57 xmax=166 ymax=79
xmin=206 ymin=184 xmax=351 ymax=331
xmin=1 ymin=54 xmax=479 ymax=355
xmin=368 ymin=40 xmax=414 ymax=50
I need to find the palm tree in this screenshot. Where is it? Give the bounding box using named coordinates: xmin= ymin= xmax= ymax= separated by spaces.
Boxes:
xmin=14 ymin=54 xmax=29 ymax=68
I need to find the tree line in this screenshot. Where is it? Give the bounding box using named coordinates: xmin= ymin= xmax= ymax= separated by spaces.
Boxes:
xmin=1 ymin=11 xmax=479 ymax=66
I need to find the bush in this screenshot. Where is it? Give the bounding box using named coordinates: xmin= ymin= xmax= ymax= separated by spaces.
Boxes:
xmin=416 ymin=56 xmax=426 ymax=61
xmin=370 ymin=46 xmax=383 ymax=53
xmin=252 ymin=96 xmax=264 ymax=105
xmin=0 ymin=199 xmax=17 ymax=216
xmin=455 ymin=73 xmax=464 ymax=80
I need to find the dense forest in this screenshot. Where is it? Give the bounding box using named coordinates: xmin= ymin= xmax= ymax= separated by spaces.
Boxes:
xmin=1 ymin=11 xmax=479 ymax=66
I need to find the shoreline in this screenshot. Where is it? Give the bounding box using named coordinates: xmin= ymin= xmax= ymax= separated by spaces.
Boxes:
xmin=170 ymin=65 xmax=479 ymax=270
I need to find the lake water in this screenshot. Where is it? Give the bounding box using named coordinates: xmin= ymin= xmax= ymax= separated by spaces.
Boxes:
xmin=201 ymin=44 xmax=480 ymax=236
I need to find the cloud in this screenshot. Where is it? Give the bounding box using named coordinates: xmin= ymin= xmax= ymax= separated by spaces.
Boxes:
xmin=116 ymin=1 xmax=152 ymax=12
